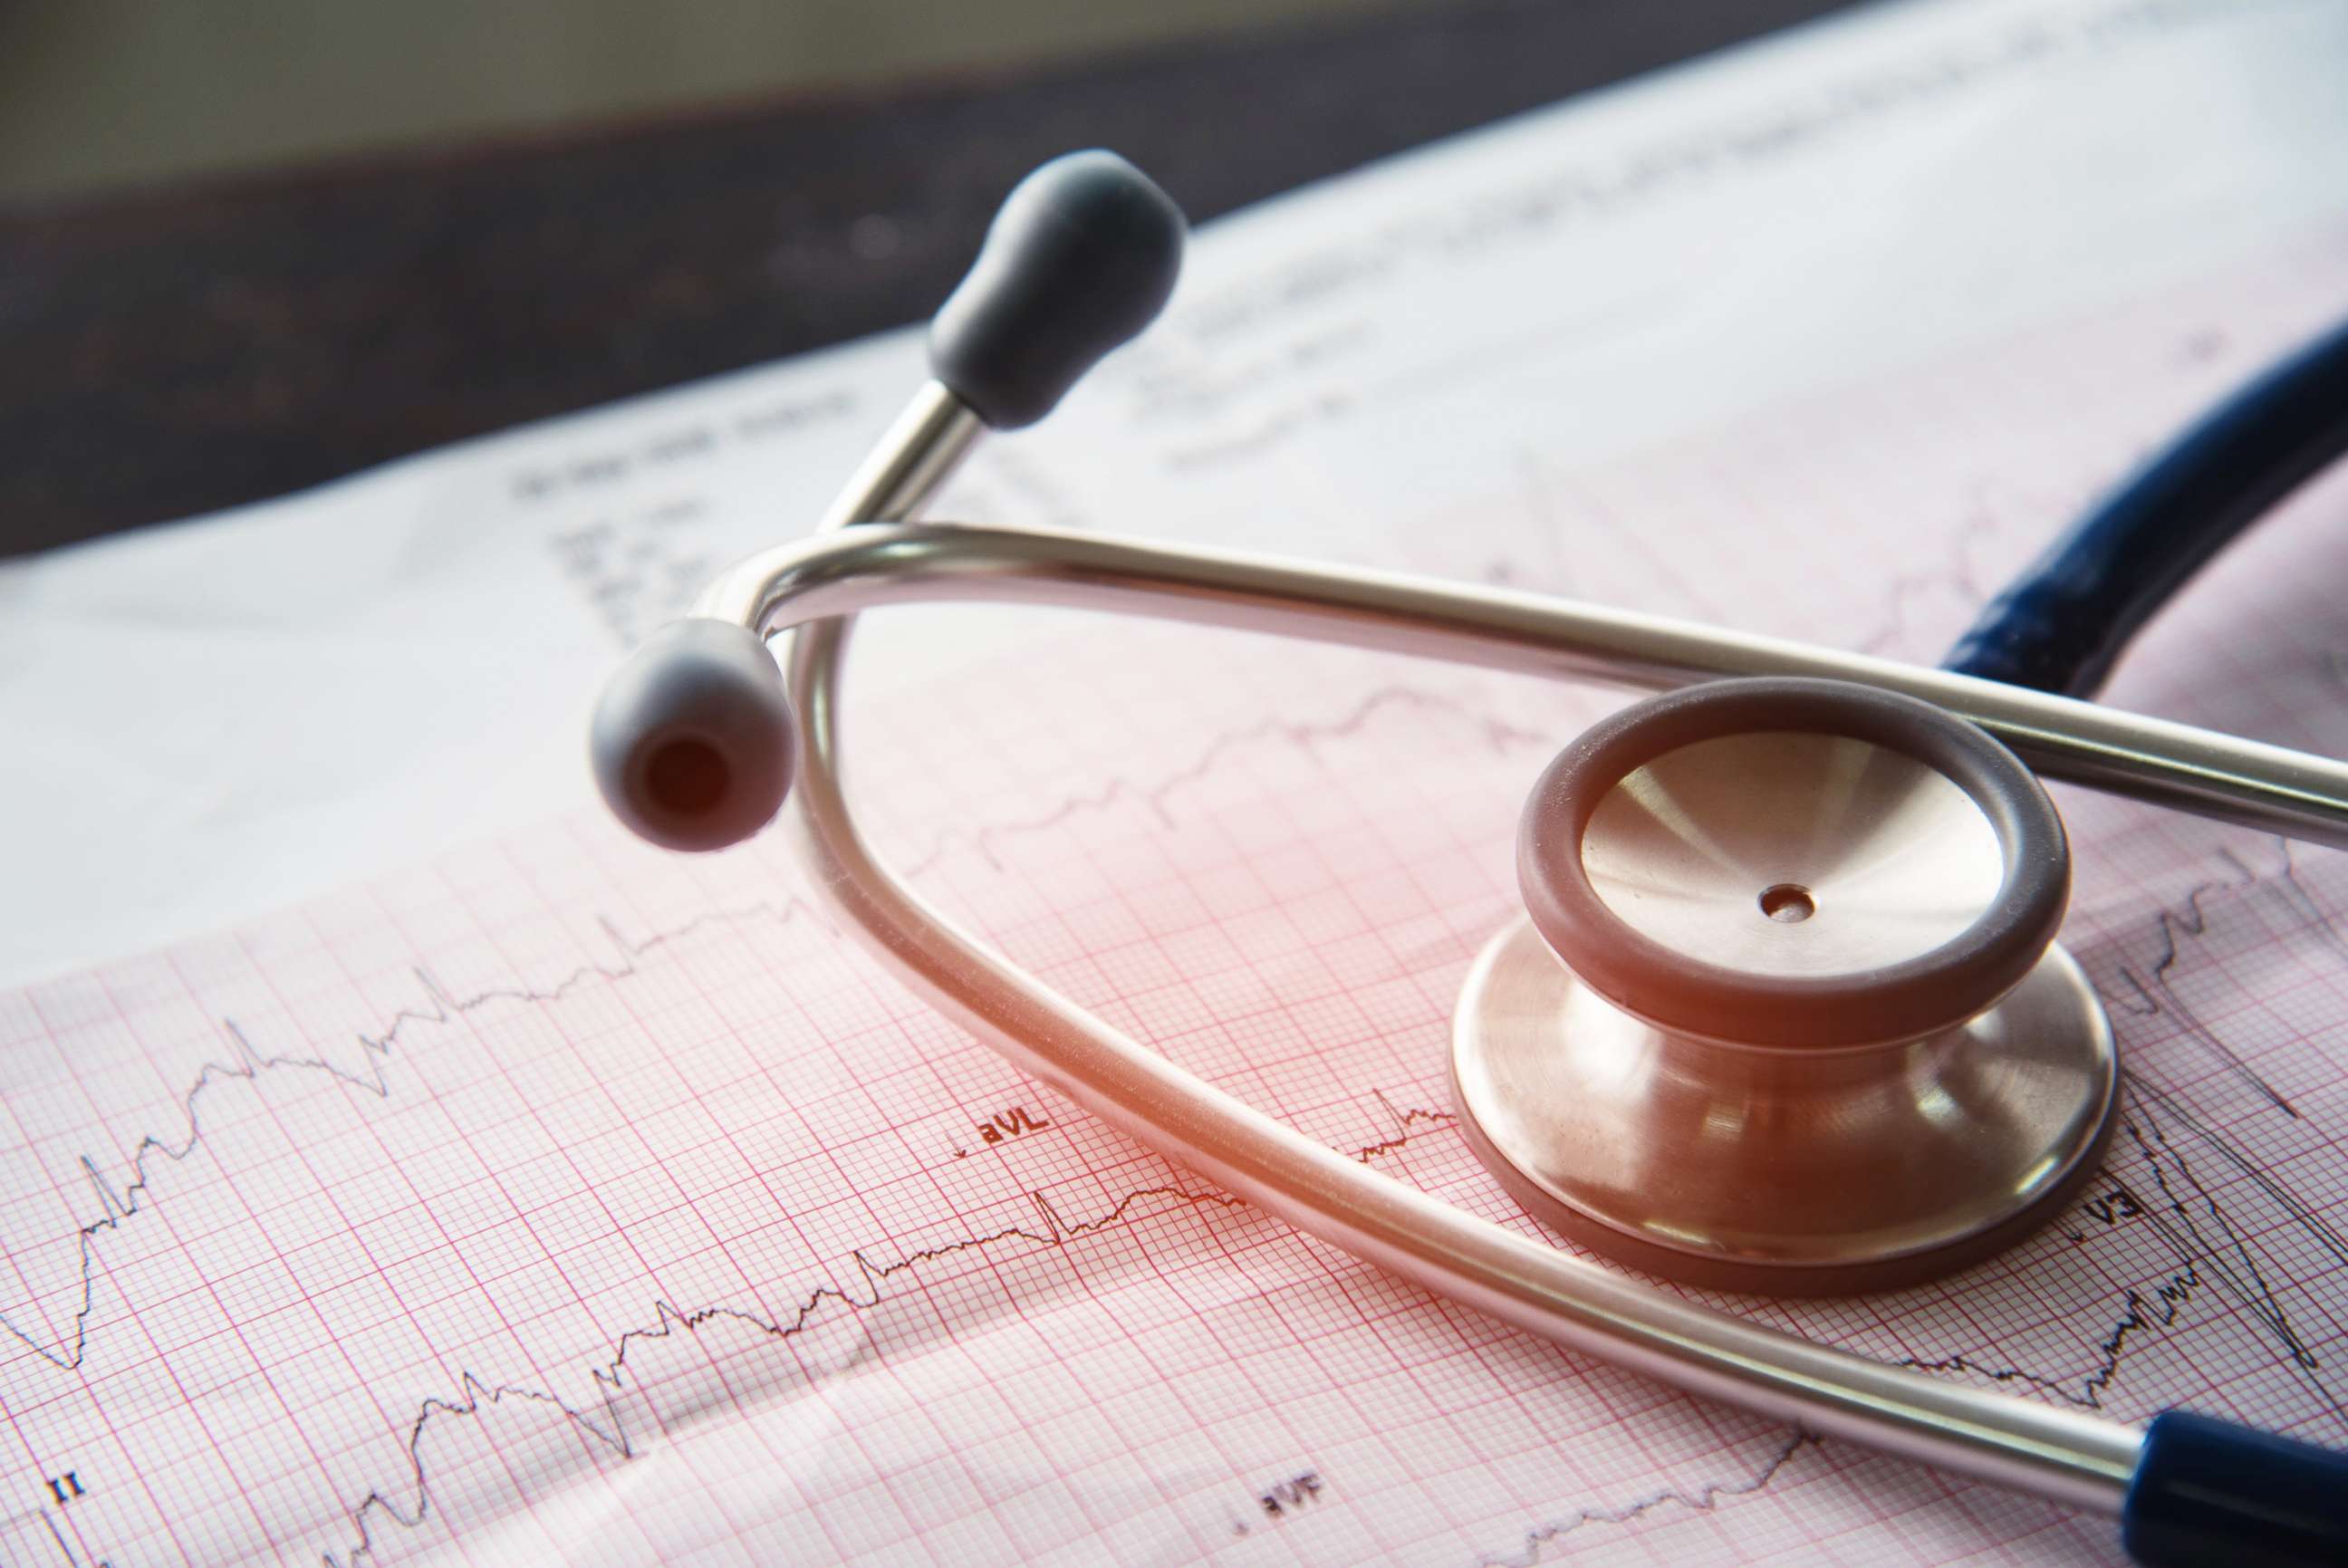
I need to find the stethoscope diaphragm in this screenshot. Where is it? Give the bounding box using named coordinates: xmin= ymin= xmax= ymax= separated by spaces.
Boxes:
xmin=1450 ymin=677 xmax=2119 ymax=1294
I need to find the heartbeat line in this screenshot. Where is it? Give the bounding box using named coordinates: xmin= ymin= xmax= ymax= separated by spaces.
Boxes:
xmin=1853 ymin=492 xmax=2008 ymax=658
xmin=0 ymin=899 xmax=843 ymax=1374
xmin=2111 ymin=845 xmax=2305 ymax=1116
xmin=1477 ymin=1431 xmax=1814 ymax=1568
xmin=2118 ymin=1072 xmax=2348 ymax=1426
xmin=339 ymin=1177 xmax=1269 ymax=1566
xmin=320 ymin=1066 xmax=1468 ymax=1563
xmin=899 ymin=682 xmax=1555 ymax=878
xmin=1894 ymin=840 xmax=2348 ymax=1430
xmin=5 ymin=677 xmax=1540 ymax=1375
xmin=10 ymin=680 xmax=2348 ymax=1562
xmin=1896 ymin=1246 xmax=2202 ymax=1412
xmin=0 ymin=679 xmax=1527 ymax=1567
xmin=9 ymin=889 xmax=1476 ymax=1568
xmin=329 ymin=844 xmax=2348 ymax=1562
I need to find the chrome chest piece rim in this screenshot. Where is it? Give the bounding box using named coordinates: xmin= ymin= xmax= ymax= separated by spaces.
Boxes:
xmin=1453 ymin=677 xmax=2121 ymax=1294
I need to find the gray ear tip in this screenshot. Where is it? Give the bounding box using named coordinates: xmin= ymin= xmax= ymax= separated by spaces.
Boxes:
xmin=929 ymin=149 xmax=1187 ymax=429
xmin=1043 ymin=149 xmax=1186 ymax=255
xmin=590 ymin=620 xmax=797 ymax=852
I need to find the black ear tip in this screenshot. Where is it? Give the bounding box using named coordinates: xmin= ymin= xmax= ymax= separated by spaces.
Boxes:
xmin=591 ymin=620 xmax=797 ymax=852
xmin=929 ymin=149 xmax=1187 ymax=429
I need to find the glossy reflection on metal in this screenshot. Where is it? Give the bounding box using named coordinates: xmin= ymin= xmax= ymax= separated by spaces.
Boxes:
xmin=1583 ymin=734 xmax=2006 ymax=980
xmin=1451 ymin=919 xmax=2120 ymax=1294
xmin=698 ymin=522 xmax=2348 ymax=851
xmin=736 ymin=495 xmax=2155 ymax=1514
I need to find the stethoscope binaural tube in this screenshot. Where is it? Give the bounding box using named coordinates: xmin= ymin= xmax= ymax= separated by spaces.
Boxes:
xmin=588 ymin=152 xmax=2348 ymax=1566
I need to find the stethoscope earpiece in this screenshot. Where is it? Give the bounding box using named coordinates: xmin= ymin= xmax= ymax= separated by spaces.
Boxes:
xmin=928 ymin=149 xmax=1186 ymax=432
xmin=591 ymin=619 xmax=797 ymax=853
xmin=1452 ymin=677 xmax=2118 ymax=1294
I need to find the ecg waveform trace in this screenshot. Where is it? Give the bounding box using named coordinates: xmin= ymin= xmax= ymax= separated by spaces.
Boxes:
xmin=37 ymin=815 xmax=2348 ymax=1568
xmin=6 ymin=236 xmax=2348 ymax=1568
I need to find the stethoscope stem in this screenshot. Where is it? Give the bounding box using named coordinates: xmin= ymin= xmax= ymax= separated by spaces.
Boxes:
xmin=815 ymin=380 xmax=984 ymax=533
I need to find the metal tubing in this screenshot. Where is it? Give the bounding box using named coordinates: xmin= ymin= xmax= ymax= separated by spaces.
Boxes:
xmin=704 ymin=521 xmax=2348 ymax=850
xmin=737 ymin=512 xmax=2175 ymax=1516
xmin=815 ymin=381 xmax=984 ymax=531
xmin=791 ymin=665 xmax=2145 ymax=1510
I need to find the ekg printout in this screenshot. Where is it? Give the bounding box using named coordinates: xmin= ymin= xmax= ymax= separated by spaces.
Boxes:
xmin=9 ymin=4 xmax=2348 ymax=1566
xmin=9 ymin=218 xmax=2348 ymax=1566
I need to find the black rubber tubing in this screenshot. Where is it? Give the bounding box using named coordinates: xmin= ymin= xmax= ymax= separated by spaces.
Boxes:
xmin=1945 ymin=308 xmax=2348 ymax=698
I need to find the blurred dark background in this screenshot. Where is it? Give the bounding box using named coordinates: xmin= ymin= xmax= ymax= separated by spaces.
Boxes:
xmin=0 ymin=0 xmax=1857 ymax=557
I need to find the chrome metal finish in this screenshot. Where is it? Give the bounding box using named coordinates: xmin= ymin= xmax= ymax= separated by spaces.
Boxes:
xmin=697 ymin=522 xmax=2348 ymax=850
xmin=1451 ymin=920 xmax=2119 ymax=1294
xmin=1582 ymin=733 xmax=2007 ymax=981
xmin=816 ymin=380 xmax=984 ymax=531
xmin=746 ymin=514 xmax=2154 ymax=1516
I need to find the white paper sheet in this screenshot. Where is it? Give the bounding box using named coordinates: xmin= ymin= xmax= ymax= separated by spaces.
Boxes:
xmin=5 ymin=4 xmax=2348 ymax=1566
xmin=5 ymin=0 xmax=2346 ymax=987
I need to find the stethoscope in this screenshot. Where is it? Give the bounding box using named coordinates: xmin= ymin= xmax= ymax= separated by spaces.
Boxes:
xmin=587 ymin=153 xmax=2348 ymax=1566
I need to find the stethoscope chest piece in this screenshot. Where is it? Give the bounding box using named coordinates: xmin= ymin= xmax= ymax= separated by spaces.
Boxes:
xmin=1452 ymin=677 xmax=2120 ymax=1294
